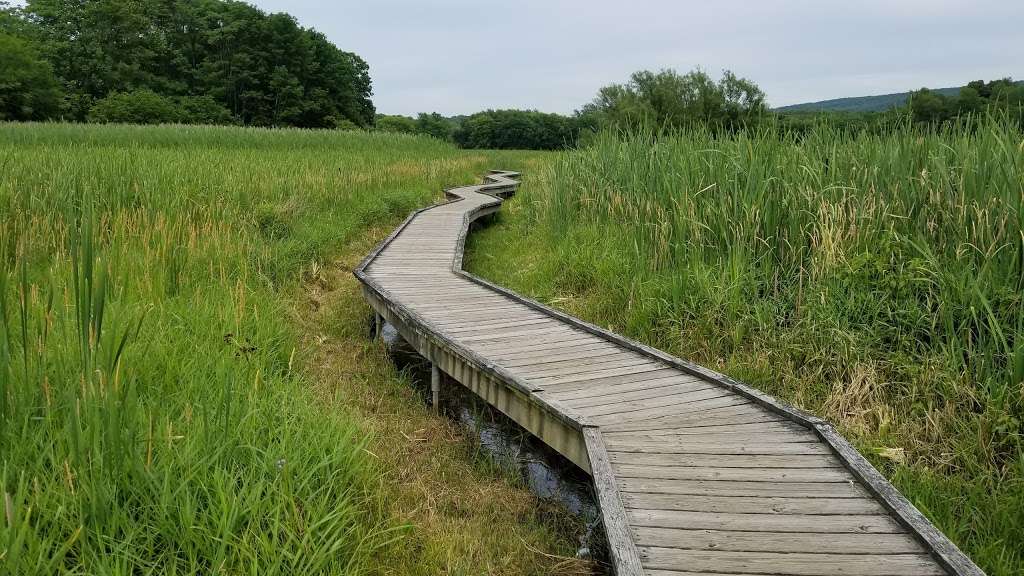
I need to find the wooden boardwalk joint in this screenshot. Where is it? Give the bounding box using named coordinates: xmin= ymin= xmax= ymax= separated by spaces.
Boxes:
xmin=354 ymin=171 xmax=984 ymax=576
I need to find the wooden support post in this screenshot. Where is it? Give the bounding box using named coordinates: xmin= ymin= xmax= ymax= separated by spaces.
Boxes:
xmin=374 ymin=312 xmax=382 ymax=340
xmin=431 ymin=364 xmax=441 ymax=412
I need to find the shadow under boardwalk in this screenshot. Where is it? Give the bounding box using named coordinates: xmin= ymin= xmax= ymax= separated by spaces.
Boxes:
xmin=354 ymin=171 xmax=983 ymax=576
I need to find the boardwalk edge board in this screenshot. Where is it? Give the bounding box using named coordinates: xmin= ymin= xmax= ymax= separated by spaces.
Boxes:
xmin=352 ymin=171 xmax=983 ymax=576
xmin=584 ymin=427 xmax=645 ymax=576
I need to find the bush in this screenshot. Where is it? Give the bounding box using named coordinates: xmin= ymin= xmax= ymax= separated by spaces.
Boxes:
xmin=178 ymin=95 xmax=234 ymax=125
xmin=333 ymin=117 xmax=362 ymax=131
xmin=375 ymin=114 xmax=418 ymax=134
xmin=88 ymin=90 xmax=182 ymax=124
xmin=415 ymin=112 xmax=454 ymax=140
xmin=88 ymin=91 xmax=242 ymax=125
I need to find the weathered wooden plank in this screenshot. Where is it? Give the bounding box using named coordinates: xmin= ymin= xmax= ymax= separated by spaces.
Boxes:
xmin=618 ymin=478 xmax=870 ymax=499
xmin=574 ymin=387 xmax=736 ymax=415
xmin=417 ymin=304 xmax=530 ymax=317
xmin=632 ymin=527 xmax=924 ymax=554
xmin=627 ymin=509 xmax=905 ymax=534
xmin=443 ymin=320 xmax=561 ymax=338
xmin=640 ymin=549 xmax=944 ymax=575
xmin=622 ymin=492 xmax=884 ymax=515
xmin=366 ymin=276 xmax=455 ymax=283
xmin=588 ymin=395 xmax=753 ymax=423
xmin=367 ymin=270 xmax=454 ymax=275
xmin=600 ymin=404 xmax=782 ymax=432
xmin=550 ymin=374 xmax=709 ymax=401
xmin=603 ymin=420 xmax=808 ymax=438
xmin=433 ymin=314 xmax=549 ymax=329
xmin=583 ymin=428 xmax=645 ymax=576
xmin=517 ymin=356 xmax=657 ymax=380
xmin=443 ymin=317 xmax=554 ymax=334
xmin=392 ymin=286 xmax=502 ymax=297
xmin=385 ymin=287 xmax=489 ymax=295
xmin=395 ymin=294 xmax=505 ymax=304
xmin=369 ymin=275 xmax=459 ymax=282
xmin=369 ymin=268 xmax=459 ymax=274
xmin=538 ymin=367 xmax=684 ymax=392
xmin=368 ymin=254 xmax=452 ymax=259
xmin=484 ymin=340 xmax=618 ymax=361
xmin=473 ymin=334 xmax=602 ymax=353
xmin=605 ymin=431 xmax=816 ymax=447
xmin=613 ymin=464 xmax=850 ymax=482
xmin=605 ymin=440 xmax=829 ymax=456
xmin=456 ymin=326 xmax=578 ymax=343
xmin=501 ymin=347 xmax=640 ymax=368
xmin=375 ymin=270 xmax=470 ymax=280
xmin=426 ymin=305 xmax=541 ymax=317
xmin=606 ymin=428 xmax=819 ymax=445
xmin=511 ymin=350 xmax=646 ymax=372
xmin=373 ymin=252 xmax=455 ymax=258
xmin=609 ymin=452 xmax=842 ymax=469
xmin=564 ymin=381 xmax=719 ymax=408
xmin=380 ymin=236 xmax=459 ymax=240
xmin=433 ymin=317 xmax=551 ymax=332
xmin=371 ymin=261 xmax=454 ymax=267
xmin=530 ymin=362 xmax=667 ymax=386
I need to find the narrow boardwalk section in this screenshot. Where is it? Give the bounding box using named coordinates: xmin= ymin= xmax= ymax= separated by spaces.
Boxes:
xmin=355 ymin=172 xmax=983 ymax=576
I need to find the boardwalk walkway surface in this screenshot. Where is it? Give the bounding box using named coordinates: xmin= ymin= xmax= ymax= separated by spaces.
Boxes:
xmin=354 ymin=171 xmax=983 ymax=576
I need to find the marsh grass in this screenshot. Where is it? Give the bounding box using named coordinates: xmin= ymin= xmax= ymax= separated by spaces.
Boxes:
xmin=0 ymin=122 xmax=566 ymax=574
xmin=467 ymin=117 xmax=1024 ymax=575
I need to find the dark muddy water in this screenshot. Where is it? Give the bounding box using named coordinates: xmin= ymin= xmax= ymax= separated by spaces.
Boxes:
xmin=375 ymin=318 xmax=609 ymax=567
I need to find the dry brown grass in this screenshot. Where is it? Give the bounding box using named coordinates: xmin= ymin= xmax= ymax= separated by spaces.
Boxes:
xmin=290 ymin=229 xmax=595 ymax=576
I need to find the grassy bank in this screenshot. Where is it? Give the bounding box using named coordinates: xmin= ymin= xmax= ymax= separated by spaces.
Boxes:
xmin=466 ymin=120 xmax=1024 ymax=575
xmin=0 ymin=123 xmax=580 ymax=574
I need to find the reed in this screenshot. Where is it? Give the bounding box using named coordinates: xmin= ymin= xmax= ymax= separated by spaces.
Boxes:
xmin=0 ymin=122 xmax=555 ymax=574
xmin=468 ymin=115 xmax=1024 ymax=575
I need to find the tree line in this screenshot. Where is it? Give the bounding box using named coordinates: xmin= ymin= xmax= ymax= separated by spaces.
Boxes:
xmin=0 ymin=0 xmax=374 ymax=128
xmin=2 ymin=1 xmax=1018 ymax=149
xmin=376 ymin=110 xmax=593 ymax=150
xmin=908 ymin=79 xmax=1023 ymax=124
xmin=376 ymin=69 xmax=766 ymax=149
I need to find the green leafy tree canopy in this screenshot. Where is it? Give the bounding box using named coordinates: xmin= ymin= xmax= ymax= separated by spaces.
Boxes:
xmin=581 ymin=68 xmax=767 ymax=131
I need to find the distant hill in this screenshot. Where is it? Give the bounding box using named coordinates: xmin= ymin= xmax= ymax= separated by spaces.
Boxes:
xmin=776 ymin=86 xmax=963 ymax=113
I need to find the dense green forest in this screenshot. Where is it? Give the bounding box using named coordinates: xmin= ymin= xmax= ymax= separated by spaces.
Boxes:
xmin=0 ymin=0 xmax=374 ymax=127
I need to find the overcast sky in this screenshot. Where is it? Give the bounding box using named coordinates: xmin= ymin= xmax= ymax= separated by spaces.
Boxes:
xmin=249 ymin=0 xmax=1021 ymax=116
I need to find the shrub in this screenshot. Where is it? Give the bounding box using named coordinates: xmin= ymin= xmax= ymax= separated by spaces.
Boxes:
xmin=177 ymin=95 xmax=234 ymax=125
xmin=375 ymin=114 xmax=418 ymax=134
xmin=88 ymin=90 xmax=182 ymax=124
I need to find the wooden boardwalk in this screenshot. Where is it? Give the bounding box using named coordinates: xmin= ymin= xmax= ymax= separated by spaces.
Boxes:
xmin=355 ymin=171 xmax=983 ymax=576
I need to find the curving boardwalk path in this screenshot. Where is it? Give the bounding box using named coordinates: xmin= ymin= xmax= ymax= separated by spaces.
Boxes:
xmin=355 ymin=171 xmax=983 ymax=576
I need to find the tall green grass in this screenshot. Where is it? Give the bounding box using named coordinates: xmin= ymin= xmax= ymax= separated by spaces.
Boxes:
xmin=0 ymin=123 xmax=548 ymax=573
xmin=467 ymin=118 xmax=1024 ymax=574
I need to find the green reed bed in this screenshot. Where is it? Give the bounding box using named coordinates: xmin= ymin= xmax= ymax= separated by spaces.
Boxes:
xmin=467 ymin=118 xmax=1024 ymax=574
xmin=0 ymin=123 xmax=547 ymax=574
